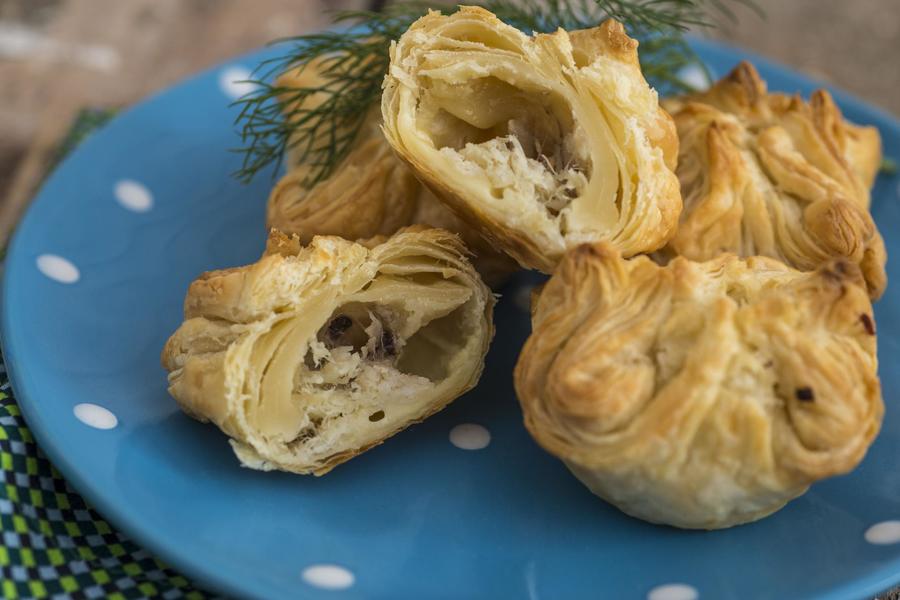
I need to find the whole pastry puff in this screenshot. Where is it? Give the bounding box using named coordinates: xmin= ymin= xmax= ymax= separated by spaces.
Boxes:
xmin=268 ymin=63 xmax=518 ymax=287
xmin=514 ymin=243 xmax=883 ymax=529
xmin=381 ymin=7 xmax=681 ymax=273
xmin=663 ymin=61 xmax=886 ymax=298
xmin=162 ymin=227 xmax=495 ymax=475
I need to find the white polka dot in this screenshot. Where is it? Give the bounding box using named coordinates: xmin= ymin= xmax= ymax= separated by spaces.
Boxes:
xmin=73 ymin=403 xmax=118 ymax=430
xmin=449 ymin=423 xmax=491 ymax=450
xmin=219 ymin=66 xmax=256 ymax=99
xmin=301 ymin=564 xmax=355 ymax=590
xmin=678 ymin=64 xmax=710 ymax=91
xmin=114 ymin=179 xmax=153 ymax=212
xmin=865 ymin=521 xmax=900 ymax=545
xmin=648 ymin=583 xmax=698 ymax=600
xmin=36 ymin=254 xmax=80 ymax=284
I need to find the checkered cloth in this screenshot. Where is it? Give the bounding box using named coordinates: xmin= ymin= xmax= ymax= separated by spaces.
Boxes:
xmin=0 ymin=355 xmax=212 ymax=599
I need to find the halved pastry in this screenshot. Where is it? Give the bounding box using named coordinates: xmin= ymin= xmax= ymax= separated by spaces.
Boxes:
xmin=662 ymin=61 xmax=886 ymax=298
xmin=162 ymin=227 xmax=495 ymax=475
xmin=515 ymin=243 xmax=882 ymax=529
xmin=381 ymin=7 xmax=681 ymax=273
xmin=268 ymin=62 xmax=518 ymax=287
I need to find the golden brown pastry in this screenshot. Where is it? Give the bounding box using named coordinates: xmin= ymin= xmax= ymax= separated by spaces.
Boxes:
xmin=267 ymin=131 xmax=420 ymax=242
xmin=162 ymin=227 xmax=495 ymax=475
xmin=268 ymin=62 xmax=518 ymax=287
xmin=515 ymin=243 xmax=882 ymax=529
xmin=663 ymin=61 xmax=886 ymax=298
xmin=381 ymin=7 xmax=682 ymax=273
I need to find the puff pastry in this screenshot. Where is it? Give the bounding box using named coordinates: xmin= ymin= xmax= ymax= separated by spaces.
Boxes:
xmin=663 ymin=61 xmax=886 ymax=298
xmin=381 ymin=7 xmax=681 ymax=273
xmin=268 ymin=63 xmax=518 ymax=287
xmin=162 ymin=227 xmax=495 ymax=475
xmin=515 ymin=243 xmax=882 ymax=529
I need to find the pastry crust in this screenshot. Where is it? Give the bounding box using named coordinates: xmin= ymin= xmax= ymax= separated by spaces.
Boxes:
xmin=515 ymin=243 xmax=882 ymax=529
xmin=268 ymin=61 xmax=518 ymax=287
xmin=267 ymin=133 xmax=421 ymax=241
xmin=162 ymin=227 xmax=495 ymax=475
xmin=663 ymin=61 xmax=886 ymax=298
xmin=381 ymin=7 xmax=681 ymax=273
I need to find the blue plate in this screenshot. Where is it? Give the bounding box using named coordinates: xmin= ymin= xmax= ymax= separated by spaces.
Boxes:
xmin=3 ymin=35 xmax=900 ymax=600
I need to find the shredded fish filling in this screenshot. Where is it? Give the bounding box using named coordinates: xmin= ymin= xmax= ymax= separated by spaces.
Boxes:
xmin=439 ymin=117 xmax=589 ymax=217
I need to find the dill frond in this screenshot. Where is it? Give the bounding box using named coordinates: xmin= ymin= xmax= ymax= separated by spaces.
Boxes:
xmin=233 ymin=0 xmax=759 ymax=185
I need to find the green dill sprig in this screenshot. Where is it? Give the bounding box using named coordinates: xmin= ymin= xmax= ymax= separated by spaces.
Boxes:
xmin=233 ymin=0 xmax=758 ymax=185
xmin=232 ymin=7 xmax=415 ymax=185
xmin=598 ymin=0 xmax=762 ymax=31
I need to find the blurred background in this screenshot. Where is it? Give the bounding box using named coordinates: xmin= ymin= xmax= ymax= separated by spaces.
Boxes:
xmin=0 ymin=0 xmax=898 ymax=243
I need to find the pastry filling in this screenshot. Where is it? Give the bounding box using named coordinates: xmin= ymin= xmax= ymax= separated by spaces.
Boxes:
xmin=300 ymin=302 xmax=425 ymax=394
xmin=421 ymin=76 xmax=591 ymax=218
xmin=287 ymin=296 xmax=473 ymax=448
